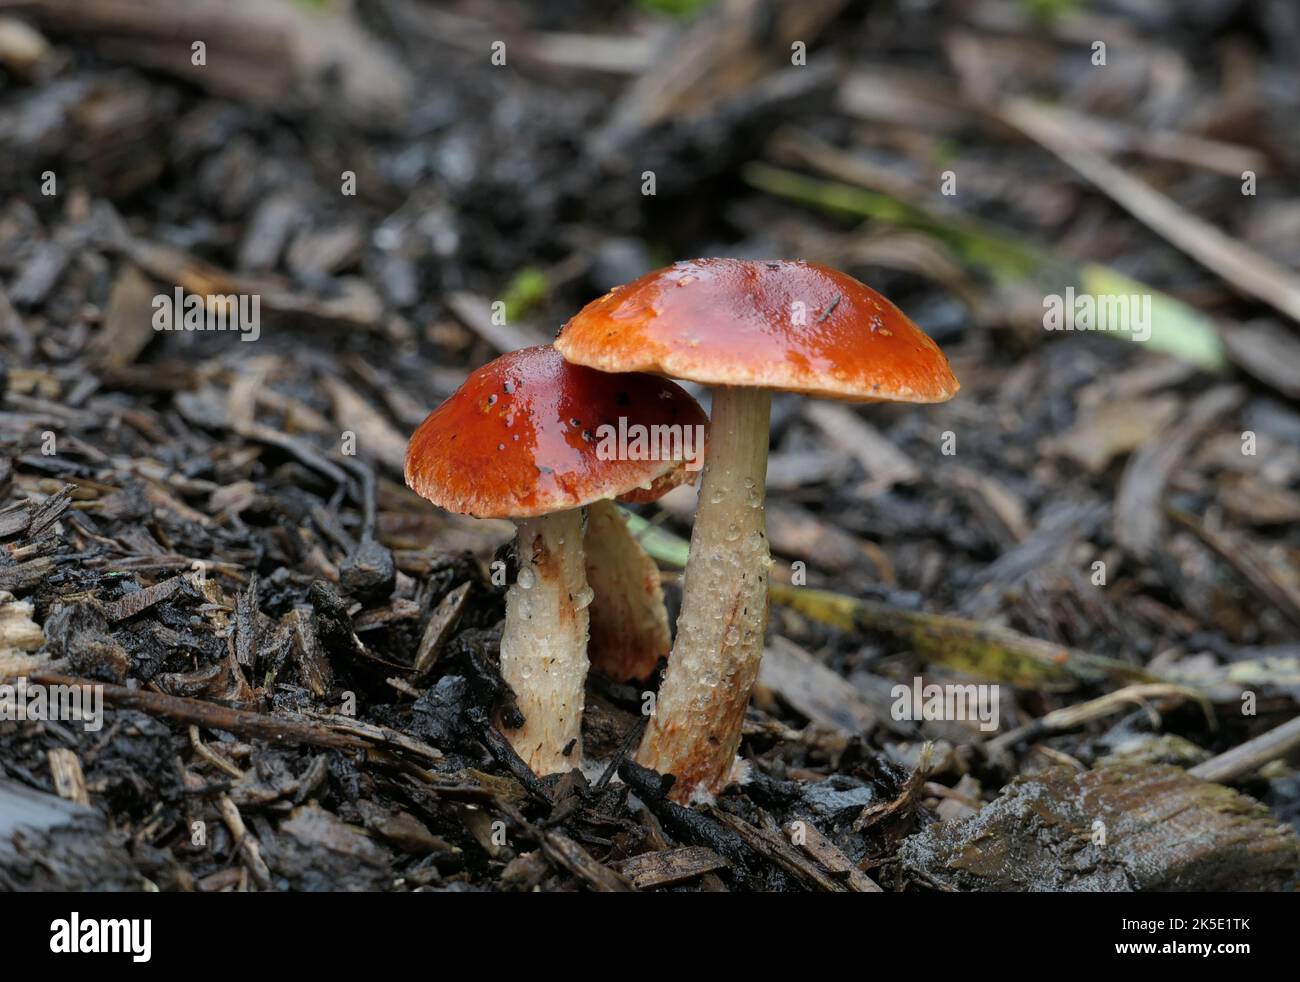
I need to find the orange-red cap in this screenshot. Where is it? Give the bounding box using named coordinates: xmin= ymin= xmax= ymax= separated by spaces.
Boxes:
xmin=405 ymin=346 xmax=707 ymax=519
xmin=555 ymin=258 xmax=959 ymax=403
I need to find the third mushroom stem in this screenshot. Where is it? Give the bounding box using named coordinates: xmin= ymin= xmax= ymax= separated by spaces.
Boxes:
xmin=500 ymin=508 xmax=592 ymax=775
xmin=636 ymin=386 xmax=773 ymax=800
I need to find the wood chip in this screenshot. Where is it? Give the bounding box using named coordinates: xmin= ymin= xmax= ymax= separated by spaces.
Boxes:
xmin=446 ymin=291 xmax=548 ymax=354
xmin=1115 ymin=385 xmax=1243 ymax=560
xmin=1171 ymin=509 xmax=1300 ymax=629
xmin=47 ymin=748 xmax=90 ymax=806
xmin=102 ymin=574 xmax=185 ymax=622
xmin=0 ymin=590 xmax=44 ymax=657
xmin=783 ymin=819 xmax=882 ymax=892
xmin=414 ymin=582 xmax=471 ymax=677
xmin=540 ymin=830 xmax=632 ymax=892
xmin=322 ymin=375 xmax=408 ymax=474
xmin=1048 ymin=394 xmax=1182 ymax=474
xmin=617 ymin=846 xmax=727 ymax=889
xmin=23 ymin=483 xmax=75 ymax=540
xmin=87 ymin=265 xmax=157 ymax=371
xmin=766 ymin=502 xmax=869 ymax=571
xmin=803 ymin=401 xmax=919 ymax=492
xmin=709 ymin=806 xmax=846 ymax=892
xmin=757 ymin=636 xmax=881 ymax=735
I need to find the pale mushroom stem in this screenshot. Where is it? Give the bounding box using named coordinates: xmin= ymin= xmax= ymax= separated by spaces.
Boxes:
xmin=636 ymin=386 xmax=772 ymax=801
xmin=584 ymin=498 xmax=672 ymax=683
xmin=498 ymin=508 xmax=592 ymax=775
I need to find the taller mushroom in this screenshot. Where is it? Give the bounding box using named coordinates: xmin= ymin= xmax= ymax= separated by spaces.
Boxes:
xmin=555 ymin=258 xmax=959 ymax=801
xmin=405 ymin=346 xmax=705 ymax=775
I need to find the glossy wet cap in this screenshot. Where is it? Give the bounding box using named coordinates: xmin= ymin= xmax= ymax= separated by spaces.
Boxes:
xmin=555 ymin=258 xmax=959 ymax=403
xmin=405 ymin=346 xmax=708 ymax=519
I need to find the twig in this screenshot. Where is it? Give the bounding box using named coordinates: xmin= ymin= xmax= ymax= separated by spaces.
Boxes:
xmin=25 ymin=672 xmax=369 ymax=751
xmin=217 ymin=793 xmax=272 ymax=890
xmin=593 ymin=715 xmax=647 ymax=793
xmin=188 ymin=725 xmax=245 ymax=780
xmin=987 ymin=683 xmax=1215 ymax=759
xmin=1190 ymin=716 xmax=1300 ymax=784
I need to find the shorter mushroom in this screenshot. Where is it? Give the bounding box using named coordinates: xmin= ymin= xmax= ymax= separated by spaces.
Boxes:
xmin=405 ymin=345 xmax=705 ymax=773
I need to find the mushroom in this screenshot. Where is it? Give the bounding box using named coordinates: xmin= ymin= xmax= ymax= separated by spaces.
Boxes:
xmin=404 ymin=345 xmax=705 ymax=774
xmin=555 ymin=258 xmax=959 ymax=801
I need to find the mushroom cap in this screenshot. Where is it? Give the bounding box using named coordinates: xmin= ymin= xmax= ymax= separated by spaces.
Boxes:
xmin=405 ymin=346 xmax=707 ymax=519
xmin=554 ymin=258 xmax=959 ymax=403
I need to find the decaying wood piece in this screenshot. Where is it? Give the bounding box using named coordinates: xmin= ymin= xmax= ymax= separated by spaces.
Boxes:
xmin=900 ymin=764 xmax=1298 ymax=891
xmin=101 ymin=573 xmax=185 ymax=622
xmin=803 ymin=401 xmax=918 ymax=492
xmin=321 ymin=375 xmax=408 ymax=474
xmin=0 ymin=779 xmax=139 ymax=890
xmin=584 ymin=499 xmax=671 ymax=683
xmin=86 ymin=264 xmax=157 ymax=371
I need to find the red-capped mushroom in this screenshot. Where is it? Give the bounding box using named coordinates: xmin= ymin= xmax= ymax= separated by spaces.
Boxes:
xmin=556 ymin=258 xmax=959 ymax=801
xmin=404 ymin=345 xmax=704 ymax=774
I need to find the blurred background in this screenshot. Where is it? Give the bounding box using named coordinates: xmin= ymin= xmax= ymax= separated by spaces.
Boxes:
xmin=1 ymin=0 xmax=1298 ymax=890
